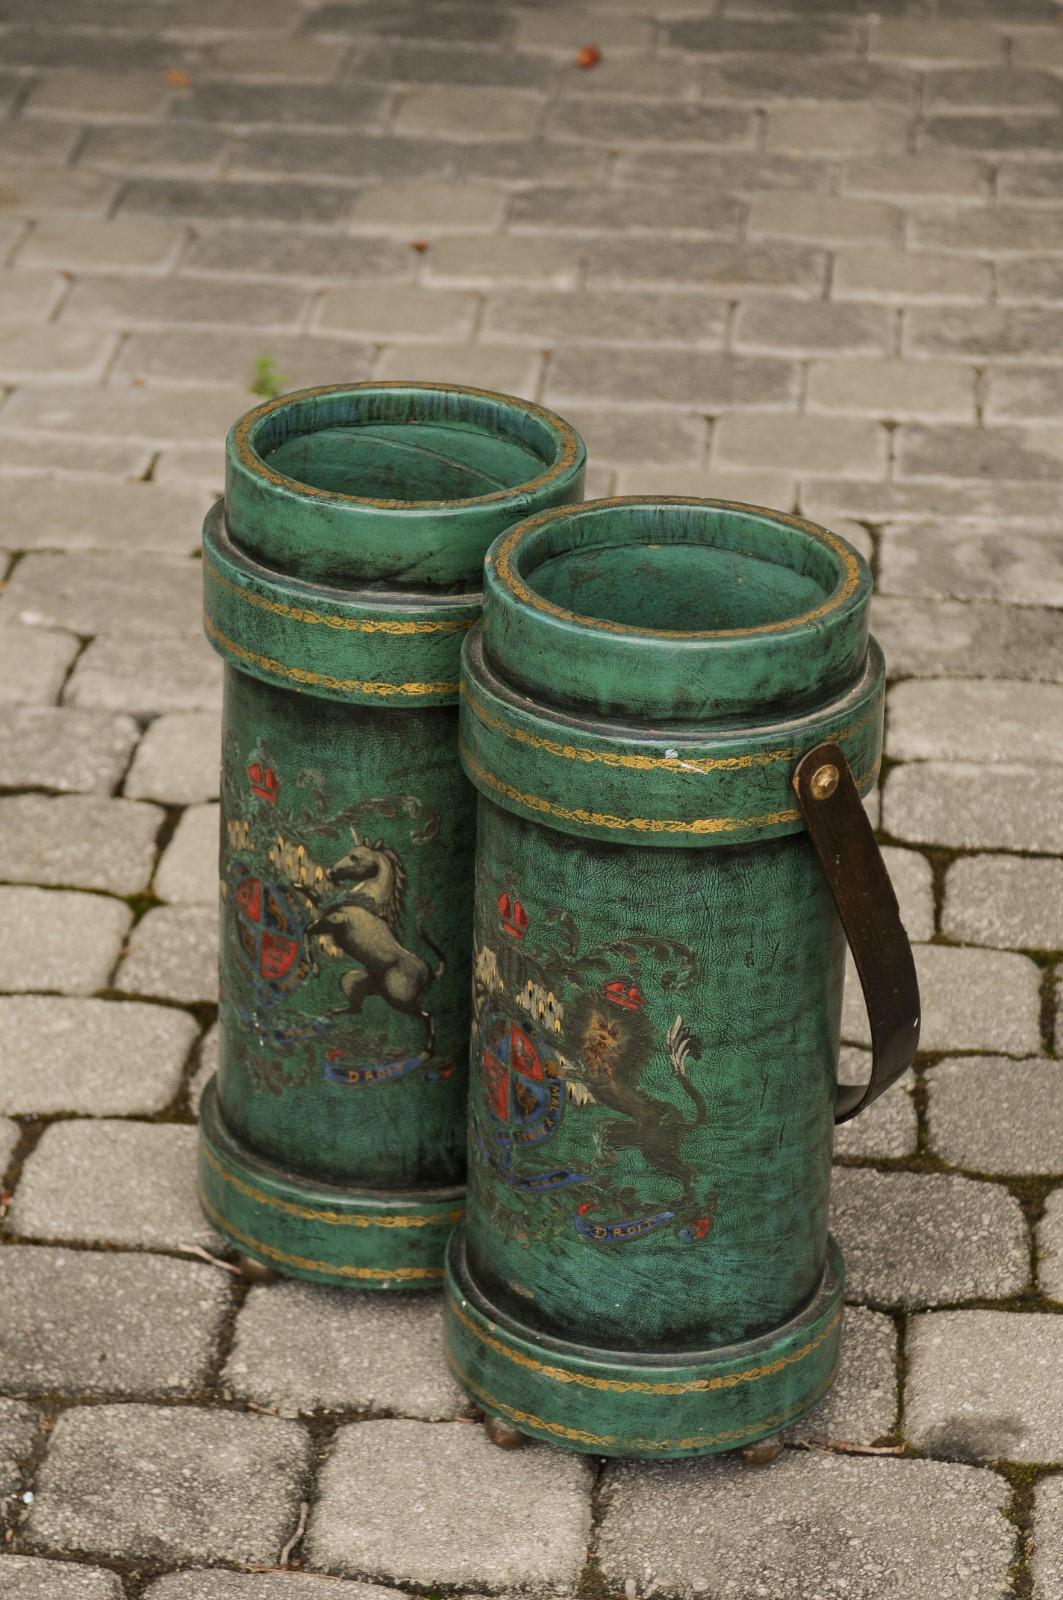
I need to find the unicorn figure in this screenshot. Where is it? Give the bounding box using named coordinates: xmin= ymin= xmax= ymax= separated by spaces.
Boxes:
xmin=303 ymin=830 xmax=444 ymax=1054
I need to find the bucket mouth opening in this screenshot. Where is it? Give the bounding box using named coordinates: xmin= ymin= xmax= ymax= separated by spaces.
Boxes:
xmin=232 ymin=382 xmax=582 ymax=512
xmin=492 ymin=498 xmax=863 ymax=641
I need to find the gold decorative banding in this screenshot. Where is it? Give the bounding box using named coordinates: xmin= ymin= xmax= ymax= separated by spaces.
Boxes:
xmin=491 ymin=497 xmax=862 ymax=640
xmin=201 ymin=1143 xmax=463 ymax=1231
xmin=462 ymin=683 xmax=881 ymax=777
xmin=233 ymin=381 xmax=583 ymax=510
xmin=448 ymin=1290 xmax=841 ymax=1396
xmin=461 ymin=742 xmax=879 ymax=836
xmin=204 ymin=549 xmax=474 ymax=637
xmin=199 ymin=1188 xmax=444 ymax=1282
xmin=446 ymin=1352 xmax=840 ymax=1452
xmin=204 ymin=614 xmax=457 ymax=698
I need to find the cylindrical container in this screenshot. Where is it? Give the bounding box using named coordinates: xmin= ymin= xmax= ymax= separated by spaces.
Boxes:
xmin=444 ymin=497 xmax=919 ymax=1454
xmin=197 ymin=383 xmax=585 ymax=1289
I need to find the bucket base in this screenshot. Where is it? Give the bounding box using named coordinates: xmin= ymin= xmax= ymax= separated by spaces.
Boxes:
xmin=444 ymin=1228 xmax=845 ymax=1458
xmin=197 ymin=1077 xmax=464 ymax=1289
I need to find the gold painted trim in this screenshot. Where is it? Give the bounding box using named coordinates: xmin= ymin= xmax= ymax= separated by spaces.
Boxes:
xmin=204 ymin=549 xmax=474 ymax=637
xmin=462 ymin=683 xmax=881 ymax=778
xmin=199 ymin=1188 xmax=444 ymax=1281
xmin=448 ymin=1290 xmax=841 ymax=1397
xmin=233 ymin=381 xmax=583 ymax=511
xmin=461 ymin=742 xmax=879 ymax=836
xmin=201 ymin=1143 xmax=463 ymax=1231
xmin=446 ymin=1352 xmax=840 ymax=1453
xmin=204 ymin=614 xmax=457 ymax=698
xmin=491 ymin=497 xmax=862 ymax=641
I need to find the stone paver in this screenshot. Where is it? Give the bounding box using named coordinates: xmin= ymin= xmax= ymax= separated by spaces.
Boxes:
xmin=0 ymin=707 xmax=138 ymax=795
xmin=1039 ymin=1191 xmax=1063 ymax=1302
xmin=0 ymin=553 xmax=203 ymax=639
xmin=943 ymin=855 xmax=1063 ymax=951
xmin=9 ymin=1121 xmax=213 ymax=1249
xmin=1033 ymin=1477 xmax=1063 ymax=1600
xmin=0 ymin=887 xmax=131 ymax=994
xmin=907 ymin=1311 xmax=1063 ymax=1463
xmin=787 ymin=1306 xmax=897 ymax=1446
xmin=0 ymin=1249 xmax=228 ymax=1397
xmin=888 ymin=679 xmax=1063 ymax=766
xmin=0 ymin=1116 xmax=18 ymax=1173
xmin=115 ymin=906 xmax=218 ymax=1003
xmin=0 ymin=995 xmax=195 ymax=1114
xmin=0 ymin=795 xmax=162 ymax=896
xmin=833 ymin=1057 xmax=918 ymax=1159
xmin=0 ymin=1559 xmax=123 ymax=1598
xmin=0 ymin=1396 xmax=37 ymax=1496
xmin=27 ymin=1405 xmax=310 ymax=1566
xmin=883 ymin=762 xmax=1063 ymax=854
xmin=144 ymin=1576 xmax=406 ymax=1600
xmin=0 ymin=626 xmax=80 ymax=707
xmin=226 ymin=1282 xmax=467 ymax=1421
xmin=64 ymin=632 xmax=223 ymax=716
xmin=124 ymin=712 xmax=221 ymax=806
xmin=155 ymin=803 xmax=220 ymax=904
xmin=596 ymin=1454 xmax=1012 ymax=1600
xmin=0 ymin=479 xmax=207 ymax=558
xmin=928 ymin=1057 xmax=1063 ymax=1175
xmin=306 ymin=1419 xmax=593 ymax=1589
xmin=831 ymin=1169 xmax=1028 ymax=1307
xmin=842 ymin=944 xmax=1042 ymax=1056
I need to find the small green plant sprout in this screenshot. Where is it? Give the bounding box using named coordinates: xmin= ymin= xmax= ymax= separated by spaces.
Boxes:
xmin=250 ymin=353 xmax=287 ymax=400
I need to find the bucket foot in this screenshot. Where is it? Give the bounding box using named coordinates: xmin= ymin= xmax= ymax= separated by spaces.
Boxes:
xmin=484 ymin=1413 xmax=528 ymax=1450
xmin=740 ymin=1433 xmax=785 ymax=1466
xmin=238 ymin=1253 xmax=278 ymax=1285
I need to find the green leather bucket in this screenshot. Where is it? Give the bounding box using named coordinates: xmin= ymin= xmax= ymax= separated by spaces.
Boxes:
xmin=444 ymin=497 xmax=920 ymax=1454
xmin=197 ymin=383 xmax=586 ymax=1289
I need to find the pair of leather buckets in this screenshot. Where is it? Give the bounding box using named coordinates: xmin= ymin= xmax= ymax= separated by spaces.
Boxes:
xmin=198 ymin=382 xmax=919 ymax=1461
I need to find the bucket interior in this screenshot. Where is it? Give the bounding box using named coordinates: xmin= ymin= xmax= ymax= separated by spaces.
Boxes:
xmin=515 ymin=502 xmax=848 ymax=635
xmin=249 ymin=387 xmax=563 ymax=505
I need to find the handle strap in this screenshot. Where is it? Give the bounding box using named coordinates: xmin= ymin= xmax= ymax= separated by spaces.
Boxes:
xmin=793 ymin=741 xmax=921 ymax=1124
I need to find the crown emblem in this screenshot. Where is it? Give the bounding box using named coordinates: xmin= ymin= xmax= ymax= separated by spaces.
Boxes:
xmin=603 ymin=979 xmax=645 ymax=1011
xmin=497 ymin=891 xmax=528 ymax=940
xmin=248 ymin=762 xmax=279 ymax=804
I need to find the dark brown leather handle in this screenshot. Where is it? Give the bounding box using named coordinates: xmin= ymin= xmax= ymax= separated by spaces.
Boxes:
xmin=793 ymin=741 xmax=921 ymax=1124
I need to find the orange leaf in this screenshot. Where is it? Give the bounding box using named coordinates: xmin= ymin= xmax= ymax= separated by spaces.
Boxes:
xmin=574 ymin=44 xmax=601 ymax=69
xmin=409 ymin=239 xmax=430 ymax=253
xmin=163 ymin=67 xmax=191 ymax=88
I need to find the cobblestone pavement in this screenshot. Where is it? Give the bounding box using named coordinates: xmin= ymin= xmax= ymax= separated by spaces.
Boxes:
xmin=1 ymin=0 xmax=1062 ymax=1595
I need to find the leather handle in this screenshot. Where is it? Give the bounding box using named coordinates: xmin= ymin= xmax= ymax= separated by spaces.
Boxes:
xmin=793 ymin=741 xmax=921 ymax=1124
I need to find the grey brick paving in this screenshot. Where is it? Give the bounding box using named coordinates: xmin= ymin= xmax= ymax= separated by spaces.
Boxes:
xmin=0 ymin=1559 xmax=123 ymax=1598
xmin=1033 ymin=1477 xmax=1063 ymax=1600
xmin=0 ymin=795 xmax=162 ymax=896
xmin=0 ymin=1116 xmax=19 ymax=1173
xmin=114 ymin=906 xmax=219 ymax=1003
xmin=27 ymin=1405 xmax=310 ymax=1566
xmin=596 ymin=1454 xmax=1012 ymax=1600
xmin=831 ymin=1169 xmax=1028 ymax=1307
xmin=1039 ymin=1190 xmax=1063 ymax=1301
xmin=0 ymin=1249 xmax=228 ymax=1397
xmin=0 ymin=887 xmax=131 ymax=995
xmin=64 ymin=633 xmax=223 ymax=716
xmin=0 ymin=707 xmax=137 ymax=797
xmin=927 ymin=1057 xmax=1063 ymax=1176
xmin=944 ymin=855 xmax=1063 ymax=950
xmin=144 ymin=1576 xmax=406 ymax=1600
xmin=0 ymin=627 xmax=80 ymax=708
xmin=123 ymin=712 xmax=221 ymax=806
xmin=225 ymin=1283 xmax=467 ymax=1421
xmin=3 ymin=0 xmax=1063 ymax=1590
xmin=155 ymin=803 xmax=220 ymax=905
xmin=10 ymin=1121 xmax=213 ymax=1249
xmin=0 ymin=1397 xmax=37 ymax=1497
xmin=306 ymin=1419 xmax=593 ymax=1589
xmin=907 ymin=1311 xmax=1063 ymax=1463
xmin=0 ymin=995 xmax=195 ymax=1115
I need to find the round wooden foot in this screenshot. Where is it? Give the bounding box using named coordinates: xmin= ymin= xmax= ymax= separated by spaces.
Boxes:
xmin=238 ymin=1253 xmax=278 ymax=1285
xmin=740 ymin=1434 xmax=785 ymax=1466
xmin=484 ymin=1413 xmax=528 ymax=1450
